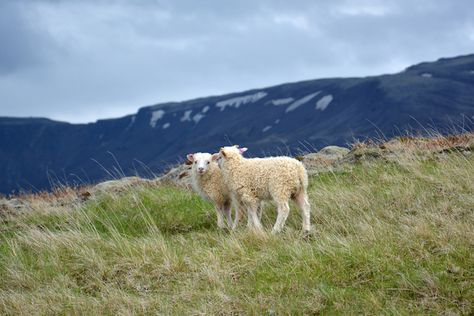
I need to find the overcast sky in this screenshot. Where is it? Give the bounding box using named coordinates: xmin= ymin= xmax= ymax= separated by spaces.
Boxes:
xmin=1 ymin=0 xmax=473 ymax=123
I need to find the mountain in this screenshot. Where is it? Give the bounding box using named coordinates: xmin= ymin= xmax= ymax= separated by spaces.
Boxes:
xmin=1 ymin=54 xmax=474 ymax=194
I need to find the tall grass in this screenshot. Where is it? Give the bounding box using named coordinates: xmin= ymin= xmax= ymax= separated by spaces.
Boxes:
xmin=0 ymin=148 xmax=473 ymax=314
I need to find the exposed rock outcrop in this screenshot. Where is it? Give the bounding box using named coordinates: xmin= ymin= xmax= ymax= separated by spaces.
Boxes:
xmin=298 ymin=146 xmax=350 ymax=174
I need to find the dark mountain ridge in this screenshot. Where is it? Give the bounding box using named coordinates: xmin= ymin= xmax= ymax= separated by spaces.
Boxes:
xmin=1 ymin=54 xmax=474 ymax=194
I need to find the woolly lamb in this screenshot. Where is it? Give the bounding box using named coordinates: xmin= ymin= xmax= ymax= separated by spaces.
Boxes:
xmin=187 ymin=152 xmax=234 ymax=229
xmin=214 ymin=145 xmax=311 ymax=233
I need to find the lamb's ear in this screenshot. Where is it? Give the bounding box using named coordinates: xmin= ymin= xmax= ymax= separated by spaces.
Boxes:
xmin=239 ymin=147 xmax=248 ymax=154
xmin=220 ymin=148 xmax=227 ymax=158
xmin=186 ymin=154 xmax=194 ymax=162
xmin=211 ymin=153 xmax=220 ymax=161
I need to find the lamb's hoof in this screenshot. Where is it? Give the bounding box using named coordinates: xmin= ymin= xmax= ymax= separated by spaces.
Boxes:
xmin=302 ymin=229 xmax=316 ymax=240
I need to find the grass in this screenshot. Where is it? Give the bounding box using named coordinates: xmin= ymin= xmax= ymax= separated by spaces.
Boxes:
xmin=0 ymin=147 xmax=473 ymax=314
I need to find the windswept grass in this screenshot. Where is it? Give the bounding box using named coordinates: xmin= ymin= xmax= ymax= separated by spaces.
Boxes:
xmin=0 ymin=149 xmax=473 ymax=314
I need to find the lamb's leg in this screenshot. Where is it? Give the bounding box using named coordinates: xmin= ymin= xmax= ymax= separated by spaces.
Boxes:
xmin=223 ymin=202 xmax=233 ymax=228
xmin=231 ymin=197 xmax=242 ymax=230
xmin=249 ymin=202 xmax=263 ymax=227
xmin=215 ymin=206 xmax=226 ymax=229
xmin=272 ymin=201 xmax=290 ymax=234
xmin=247 ymin=202 xmax=264 ymax=232
xmin=234 ymin=202 xmax=246 ymax=228
xmin=258 ymin=201 xmax=264 ymax=220
xmin=246 ymin=207 xmax=252 ymax=228
xmin=294 ymin=191 xmax=311 ymax=233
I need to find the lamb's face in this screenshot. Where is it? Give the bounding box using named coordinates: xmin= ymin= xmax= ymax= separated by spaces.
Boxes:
xmin=187 ymin=152 xmax=213 ymax=175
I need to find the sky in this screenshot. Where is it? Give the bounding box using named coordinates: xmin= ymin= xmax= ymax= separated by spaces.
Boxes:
xmin=1 ymin=0 xmax=473 ymax=123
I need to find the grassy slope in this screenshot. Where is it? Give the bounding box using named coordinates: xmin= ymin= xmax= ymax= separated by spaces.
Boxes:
xmin=0 ymin=151 xmax=473 ymax=315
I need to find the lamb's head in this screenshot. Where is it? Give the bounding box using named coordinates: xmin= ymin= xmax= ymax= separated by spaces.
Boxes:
xmin=215 ymin=145 xmax=248 ymax=162
xmin=187 ymin=152 xmax=214 ymax=175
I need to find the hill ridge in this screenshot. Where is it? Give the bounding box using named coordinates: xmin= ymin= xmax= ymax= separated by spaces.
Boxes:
xmin=1 ymin=54 xmax=473 ymax=193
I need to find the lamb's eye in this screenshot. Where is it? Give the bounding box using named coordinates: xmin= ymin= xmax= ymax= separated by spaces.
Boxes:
xmin=207 ymin=161 xmax=210 ymax=164
xmin=194 ymin=161 xmax=197 ymax=164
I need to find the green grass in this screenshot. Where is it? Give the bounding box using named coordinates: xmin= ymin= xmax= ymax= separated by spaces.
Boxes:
xmin=0 ymin=152 xmax=473 ymax=315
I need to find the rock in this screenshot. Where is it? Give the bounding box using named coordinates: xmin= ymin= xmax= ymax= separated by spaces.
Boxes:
xmin=317 ymin=146 xmax=350 ymax=158
xmin=300 ymin=146 xmax=349 ymax=174
xmin=0 ymin=198 xmax=31 ymax=217
xmin=88 ymin=176 xmax=155 ymax=196
xmin=157 ymin=164 xmax=192 ymax=189
xmin=447 ymin=264 xmax=461 ymax=274
xmin=76 ymin=166 xmax=193 ymax=199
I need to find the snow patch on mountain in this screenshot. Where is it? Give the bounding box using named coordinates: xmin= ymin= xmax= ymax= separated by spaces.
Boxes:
xmin=421 ymin=73 xmax=433 ymax=78
xmin=202 ymin=105 xmax=210 ymax=113
xmin=150 ymin=110 xmax=165 ymax=128
xmin=262 ymin=125 xmax=272 ymax=132
xmin=193 ymin=113 xmax=205 ymax=124
xmin=180 ymin=110 xmax=192 ymax=122
xmin=316 ymin=95 xmax=333 ymax=111
xmin=216 ymin=91 xmax=267 ymax=111
xmin=275 ymin=119 xmax=280 ymax=124
xmin=285 ymin=92 xmax=321 ymax=113
xmin=125 ymin=115 xmax=136 ymax=131
xmin=267 ymin=98 xmax=294 ymax=106
xmin=162 ymin=123 xmax=170 ymax=129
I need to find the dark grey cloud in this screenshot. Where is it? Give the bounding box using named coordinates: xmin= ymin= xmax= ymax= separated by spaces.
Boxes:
xmin=0 ymin=1 xmax=47 ymax=74
xmin=0 ymin=0 xmax=473 ymax=122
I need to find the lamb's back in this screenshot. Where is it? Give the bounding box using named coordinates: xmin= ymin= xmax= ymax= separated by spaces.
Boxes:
xmin=238 ymin=156 xmax=304 ymax=188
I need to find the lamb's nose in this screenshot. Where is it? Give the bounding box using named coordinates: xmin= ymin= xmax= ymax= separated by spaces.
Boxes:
xmin=198 ymin=167 xmax=204 ymax=172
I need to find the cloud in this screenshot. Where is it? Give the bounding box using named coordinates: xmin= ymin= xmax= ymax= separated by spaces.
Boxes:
xmin=333 ymin=0 xmax=398 ymax=17
xmin=0 ymin=0 xmax=473 ymax=123
xmin=0 ymin=2 xmax=49 ymax=74
xmin=273 ymin=14 xmax=310 ymax=30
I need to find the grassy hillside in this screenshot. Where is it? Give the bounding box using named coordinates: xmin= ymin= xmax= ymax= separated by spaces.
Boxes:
xmin=1 ymin=139 xmax=473 ymax=314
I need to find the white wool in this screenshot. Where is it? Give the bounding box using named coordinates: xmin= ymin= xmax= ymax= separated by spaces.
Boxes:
xmin=218 ymin=146 xmax=311 ymax=233
xmin=188 ymin=152 xmax=234 ymax=229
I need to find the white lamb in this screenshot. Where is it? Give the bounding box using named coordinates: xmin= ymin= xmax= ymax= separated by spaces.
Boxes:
xmin=213 ymin=145 xmax=311 ymax=233
xmin=187 ymin=152 xmax=234 ymax=229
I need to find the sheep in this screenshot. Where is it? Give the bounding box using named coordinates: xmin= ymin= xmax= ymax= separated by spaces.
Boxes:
xmin=187 ymin=152 xmax=234 ymax=229
xmin=213 ymin=145 xmax=311 ymax=233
